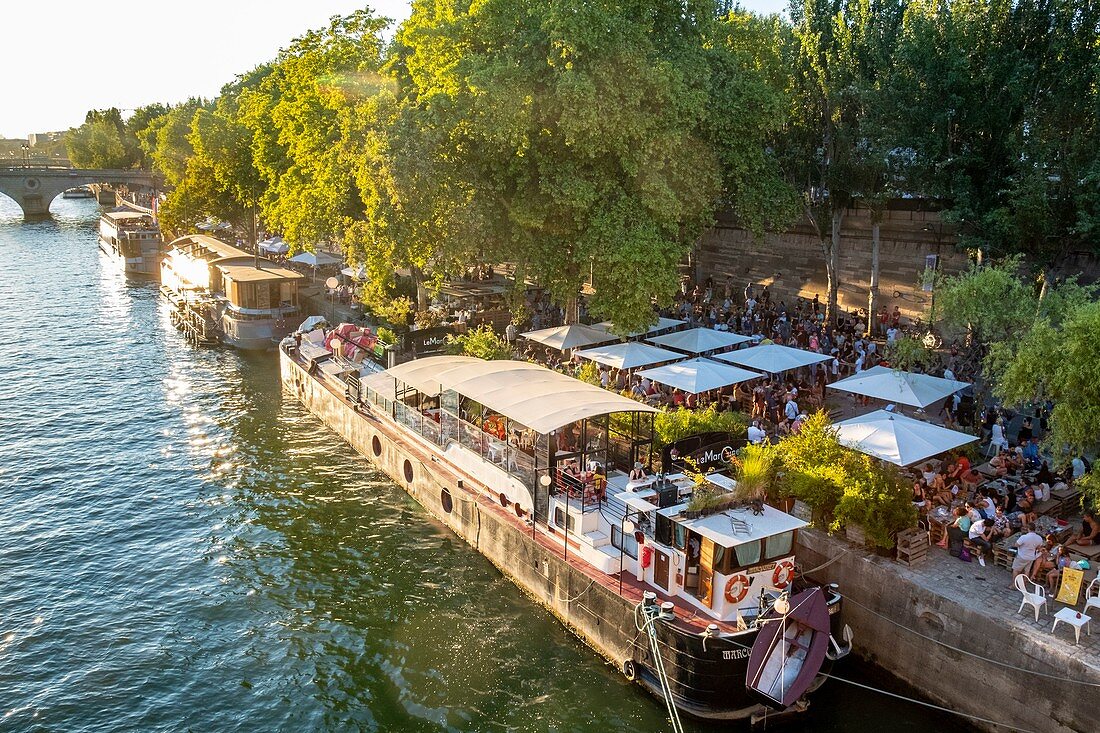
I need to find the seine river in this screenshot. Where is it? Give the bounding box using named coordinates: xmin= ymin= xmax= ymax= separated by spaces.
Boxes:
xmin=0 ymin=197 xmax=968 ymax=732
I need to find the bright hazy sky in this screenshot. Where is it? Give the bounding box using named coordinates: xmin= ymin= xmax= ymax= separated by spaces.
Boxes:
xmin=1 ymin=0 xmax=788 ymax=138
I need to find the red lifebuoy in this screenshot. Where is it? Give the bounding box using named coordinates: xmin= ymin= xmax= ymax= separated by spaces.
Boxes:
xmin=724 ymin=574 xmax=750 ymax=604
xmin=772 ymin=560 xmax=795 ymax=589
xmin=640 ymin=545 xmax=653 ymax=569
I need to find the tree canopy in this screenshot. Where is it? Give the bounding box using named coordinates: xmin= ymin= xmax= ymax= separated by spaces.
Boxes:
xmin=119 ymin=1 xmax=1100 ymax=331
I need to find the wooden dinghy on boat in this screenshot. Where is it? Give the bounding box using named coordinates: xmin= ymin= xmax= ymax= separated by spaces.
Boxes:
xmin=745 ymin=587 xmax=831 ymax=711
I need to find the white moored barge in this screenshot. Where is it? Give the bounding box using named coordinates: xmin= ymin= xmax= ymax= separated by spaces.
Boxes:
xmin=161 ymin=234 xmax=303 ymax=349
xmin=279 ymin=338 xmax=852 ymax=722
xmin=98 ymin=209 xmax=164 ymax=277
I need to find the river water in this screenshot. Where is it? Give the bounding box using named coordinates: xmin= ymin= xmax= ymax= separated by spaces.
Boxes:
xmin=0 ymin=197 xmax=969 ymax=732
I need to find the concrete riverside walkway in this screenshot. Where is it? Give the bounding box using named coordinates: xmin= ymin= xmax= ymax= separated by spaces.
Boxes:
xmin=904 ymin=546 xmax=1099 ymax=665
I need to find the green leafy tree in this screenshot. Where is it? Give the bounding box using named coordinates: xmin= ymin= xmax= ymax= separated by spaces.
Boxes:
xmin=781 ymin=0 xmax=906 ymax=325
xmin=385 ymin=0 xmax=788 ymax=335
xmin=442 ymin=324 xmax=513 ymax=360
xmin=66 ymin=108 xmax=134 ymax=169
xmin=240 ymin=10 xmax=391 ymax=250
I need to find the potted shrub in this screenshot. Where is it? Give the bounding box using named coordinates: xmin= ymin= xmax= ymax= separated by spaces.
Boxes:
xmin=832 ymin=454 xmax=918 ymax=550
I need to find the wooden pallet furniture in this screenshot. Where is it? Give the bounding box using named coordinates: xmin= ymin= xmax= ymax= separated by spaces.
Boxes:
xmin=993 ymin=533 xmax=1020 ymax=570
xmin=897 ymin=528 xmax=930 ymax=567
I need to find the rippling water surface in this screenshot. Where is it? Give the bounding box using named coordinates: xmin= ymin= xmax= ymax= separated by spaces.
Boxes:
xmin=0 ymin=197 xmax=968 ymax=732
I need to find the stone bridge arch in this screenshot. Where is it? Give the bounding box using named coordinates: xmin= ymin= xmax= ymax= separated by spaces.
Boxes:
xmin=0 ymin=166 xmax=157 ymax=219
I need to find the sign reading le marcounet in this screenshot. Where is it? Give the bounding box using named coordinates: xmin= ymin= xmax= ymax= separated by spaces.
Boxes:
xmin=662 ymin=432 xmax=746 ymax=471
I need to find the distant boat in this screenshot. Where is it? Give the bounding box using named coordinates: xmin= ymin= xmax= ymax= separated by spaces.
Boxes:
xmin=746 ymin=587 xmax=832 ymax=711
xmin=62 ymin=186 xmax=94 ymax=199
xmin=98 ymin=209 xmax=164 ymax=277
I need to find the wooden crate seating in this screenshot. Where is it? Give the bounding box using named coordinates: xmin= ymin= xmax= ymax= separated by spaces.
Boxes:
xmin=897 ymin=528 xmax=930 ymax=567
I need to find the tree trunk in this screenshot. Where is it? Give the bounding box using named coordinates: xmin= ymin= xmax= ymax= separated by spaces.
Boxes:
xmin=867 ymin=214 xmax=881 ymax=337
xmin=564 ymin=296 xmax=579 ymax=325
xmin=411 ymin=265 xmax=430 ymax=312
xmin=826 ymin=207 xmax=844 ymax=325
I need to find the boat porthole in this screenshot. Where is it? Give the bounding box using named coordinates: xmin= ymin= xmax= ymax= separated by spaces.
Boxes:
xmin=622 ymin=660 xmax=637 ymax=681
xmin=498 ymin=492 xmax=510 ymax=507
xmin=403 ymin=459 xmax=414 ymax=483
xmin=514 ymin=503 xmax=525 ymax=518
xmin=440 ymin=488 xmax=453 ymax=514
xmin=371 ymin=435 xmax=382 ymax=457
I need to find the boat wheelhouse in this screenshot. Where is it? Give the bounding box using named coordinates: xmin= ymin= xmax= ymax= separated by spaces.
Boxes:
xmin=161 ymin=234 xmax=302 ymax=348
xmin=280 ymin=348 xmax=851 ymax=721
xmin=98 ymin=210 xmax=164 ymax=277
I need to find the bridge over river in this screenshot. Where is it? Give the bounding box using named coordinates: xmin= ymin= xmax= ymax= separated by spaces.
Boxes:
xmin=0 ymin=165 xmax=157 ymax=218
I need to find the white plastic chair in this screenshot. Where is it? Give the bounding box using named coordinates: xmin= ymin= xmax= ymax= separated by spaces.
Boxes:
xmin=1085 ymin=577 xmax=1100 ymax=616
xmin=1015 ymin=574 xmax=1047 ymax=621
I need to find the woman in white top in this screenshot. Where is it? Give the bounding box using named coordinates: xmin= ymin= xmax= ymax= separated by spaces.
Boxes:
xmin=990 ymin=418 xmax=1009 ymax=451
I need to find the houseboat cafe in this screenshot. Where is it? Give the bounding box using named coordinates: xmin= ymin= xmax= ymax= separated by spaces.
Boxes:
xmin=280 ymin=342 xmax=852 ymax=722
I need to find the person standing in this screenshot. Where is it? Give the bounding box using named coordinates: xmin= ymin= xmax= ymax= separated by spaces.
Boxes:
xmin=1012 ymin=529 xmax=1044 ymax=586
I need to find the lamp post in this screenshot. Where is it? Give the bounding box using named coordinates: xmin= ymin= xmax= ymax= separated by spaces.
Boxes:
xmin=326 ymin=276 xmax=340 ymax=324
xmin=618 ymin=511 xmax=637 ymax=596
xmin=21 ymin=144 xmax=29 ymax=167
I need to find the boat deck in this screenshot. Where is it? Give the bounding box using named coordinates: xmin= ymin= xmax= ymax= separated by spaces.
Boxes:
xmin=292 ymin=347 xmax=754 ymax=637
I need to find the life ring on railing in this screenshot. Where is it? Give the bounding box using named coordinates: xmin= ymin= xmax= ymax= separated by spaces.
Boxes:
xmin=724 ymin=574 xmax=750 ymax=604
xmin=640 ymin=545 xmax=653 ymax=569
xmin=772 ymin=560 xmax=795 ymax=590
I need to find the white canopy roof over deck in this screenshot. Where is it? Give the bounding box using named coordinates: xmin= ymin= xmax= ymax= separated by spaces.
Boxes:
xmin=376 ymin=356 xmax=658 ymax=434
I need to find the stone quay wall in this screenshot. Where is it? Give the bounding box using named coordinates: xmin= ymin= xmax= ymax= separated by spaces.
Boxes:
xmin=797 ymin=529 xmax=1099 ymax=733
xmin=695 ymin=204 xmax=969 ymax=322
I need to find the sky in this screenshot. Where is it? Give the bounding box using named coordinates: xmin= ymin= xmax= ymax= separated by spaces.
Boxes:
xmin=0 ymin=0 xmax=788 ymax=138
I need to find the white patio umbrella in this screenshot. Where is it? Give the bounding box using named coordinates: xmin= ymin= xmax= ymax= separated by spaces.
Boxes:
xmin=341 ymin=265 xmax=368 ymax=281
xmin=575 ymin=342 xmax=683 ymax=370
xmin=592 ymin=317 xmax=686 ymax=338
xmin=636 ymin=357 xmax=763 ymax=394
xmin=712 ymin=343 xmax=831 ymax=374
xmin=827 ymin=365 xmax=970 ymax=408
xmin=834 ymin=409 xmax=978 ymax=466
xmin=521 ymin=324 xmax=615 ymax=351
xmin=288 ymin=251 xmax=341 ymax=267
xmin=646 ymin=327 xmax=753 ymax=354
xmin=259 ymin=237 xmax=289 ymax=255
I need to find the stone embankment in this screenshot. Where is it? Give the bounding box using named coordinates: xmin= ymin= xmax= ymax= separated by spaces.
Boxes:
xmin=798 ymin=529 xmax=1098 ymax=733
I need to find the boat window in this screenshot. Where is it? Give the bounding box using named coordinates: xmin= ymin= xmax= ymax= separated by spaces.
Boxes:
xmin=611 ymin=525 xmax=638 ymax=559
xmin=734 ymin=539 xmax=761 ymax=567
xmin=713 ymin=544 xmax=728 ymax=574
xmin=673 ymin=522 xmax=686 ymax=551
xmin=553 ymin=506 xmax=576 ymax=533
xmin=765 ymin=531 xmax=794 ymax=559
